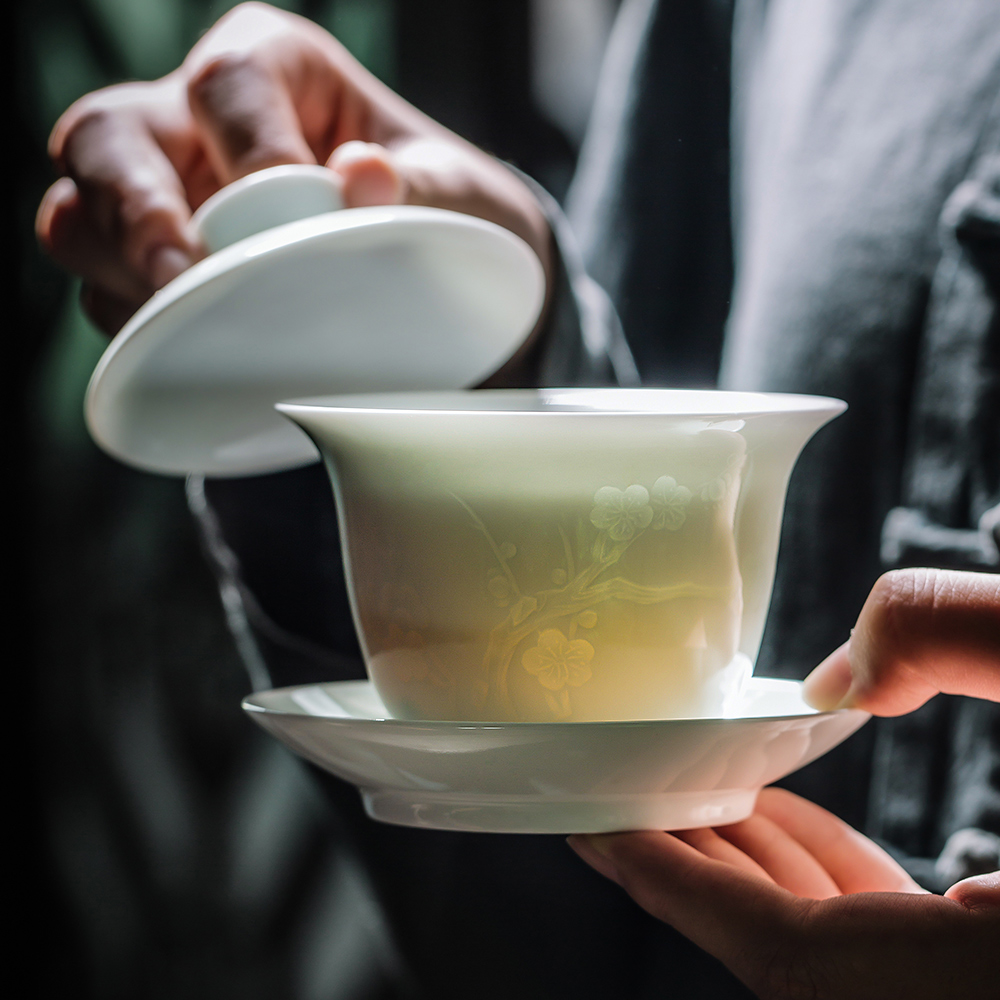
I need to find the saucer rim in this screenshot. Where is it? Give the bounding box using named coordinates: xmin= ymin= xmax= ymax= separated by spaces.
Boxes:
xmin=241 ymin=677 xmax=863 ymax=730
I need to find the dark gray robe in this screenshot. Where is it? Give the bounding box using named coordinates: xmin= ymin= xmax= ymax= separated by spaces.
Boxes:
xmin=563 ymin=0 xmax=1000 ymax=883
xmin=193 ymin=0 xmax=1000 ymax=994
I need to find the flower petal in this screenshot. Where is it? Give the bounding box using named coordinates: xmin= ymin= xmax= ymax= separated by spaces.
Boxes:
xmin=523 ymin=629 xmax=587 ymax=691
xmin=634 ymin=505 xmax=654 ymax=531
xmin=538 ymin=628 xmax=567 ymax=650
xmin=522 ymin=646 xmax=546 ymax=674
xmin=622 ymin=484 xmax=650 ymax=507
xmin=590 ymin=486 xmax=625 ymax=530
xmin=536 ymin=664 xmax=569 ymax=690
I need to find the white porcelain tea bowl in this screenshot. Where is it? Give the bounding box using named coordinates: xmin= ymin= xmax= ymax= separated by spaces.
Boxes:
xmin=277 ymin=388 xmax=846 ymax=724
xmin=242 ymin=677 xmax=869 ymax=833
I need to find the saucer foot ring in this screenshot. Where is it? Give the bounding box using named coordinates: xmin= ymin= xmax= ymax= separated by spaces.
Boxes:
xmin=361 ymin=788 xmax=759 ymax=834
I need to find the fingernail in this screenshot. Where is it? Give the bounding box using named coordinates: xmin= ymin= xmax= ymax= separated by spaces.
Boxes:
xmin=802 ymin=641 xmax=856 ymax=711
xmin=944 ymin=870 xmax=1000 ymax=910
xmin=328 ymin=139 xmax=382 ymax=165
xmin=567 ymin=835 xmax=622 ymax=885
xmin=148 ymin=245 xmax=192 ymax=289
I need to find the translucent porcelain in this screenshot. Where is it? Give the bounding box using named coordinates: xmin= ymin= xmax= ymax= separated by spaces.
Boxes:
xmin=278 ymin=389 xmax=845 ymax=723
xmin=190 ymin=163 xmax=345 ymax=253
xmin=243 ymin=678 xmax=870 ymax=833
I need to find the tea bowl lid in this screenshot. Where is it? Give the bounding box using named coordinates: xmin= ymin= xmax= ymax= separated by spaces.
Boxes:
xmin=85 ymin=164 xmax=546 ymax=477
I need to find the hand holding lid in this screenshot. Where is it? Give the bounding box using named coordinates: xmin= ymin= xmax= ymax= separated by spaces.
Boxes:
xmin=39 ymin=3 xmax=552 ymax=338
xmin=84 ymin=165 xmax=545 ymax=477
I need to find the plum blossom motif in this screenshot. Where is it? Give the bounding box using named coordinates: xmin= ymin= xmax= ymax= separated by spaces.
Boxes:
xmin=589 ymin=485 xmax=653 ymax=541
xmin=457 ymin=470 xmax=727 ymax=715
xmin=701 ymin=472 xmax=738 ymax=504
xmin=651 ymin=476 xmax=692 ymax=530
xmin=701 ymin=478 xmax=725 ymax=502
xmin=379 ymin=582 xmax=449 ymax=686
xmin=522 ymin=629 xmax=595 ymax=691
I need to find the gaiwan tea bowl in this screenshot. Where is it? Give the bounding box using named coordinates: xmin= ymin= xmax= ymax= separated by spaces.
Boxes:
xmin=277 ymin=389 xmax=845 ymax=723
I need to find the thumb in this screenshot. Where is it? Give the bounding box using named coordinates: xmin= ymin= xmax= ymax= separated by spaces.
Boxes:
xmin=329 ymin=135 xmax=553 ymax=315
xmin=944 ymin=870 xmax=1000 ymax=912
xmin=803 ymin=568 xmax=1000 ymax=715
xmin=327 ymin=140 xmax=405 ymax=208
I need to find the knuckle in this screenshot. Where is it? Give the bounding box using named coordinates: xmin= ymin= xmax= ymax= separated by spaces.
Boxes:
xmin=187 ymin=54 xmax=305 ymax=169
xmin=187 ymin=3 xmax=307 ymax=94
xmin=56 ymin=83 xmax=155 ymax=159
xmin=868 ymin=569 xmax=911 ymax=615
xmin=866 ymin=570 xmax=916 ymax=649
xmin=62 ymin=89 xmax=118 ymax=127
xmin=187 ymin=51 xmax=269 ymax=108
xmin=867 ymin=567 xmax=942 ymax=653
xmin=117 ymin=185 xmax=177 ymax=228
xmin=188 ymin=53 xmax=304 ymax=172
xmin=217 ymin=1 xmax=308 ymax=48
xmin=117 ymin=195 xmax=183 ymax=265
xmin=224 ymin=1 xmax=293 ymax=29
xmin=858 ymin=571 xmax=912 ymax=687
xmin=57 ymin=102 xmax=116 ymax=164
xmin=61 ymin=95 xmax=105 ymax=132
xmin=35 ymin=177 xmax=77 ymax=251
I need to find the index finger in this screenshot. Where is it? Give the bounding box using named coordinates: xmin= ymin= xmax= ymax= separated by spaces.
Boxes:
xmin=53 ymin=87 xmax=200 ymax=290
xmin=754 ymin=788 xmax=925 ymax=895
xmin=185 ymin=52 xmax=316 ymax=183
xmin=568 ymin=830 xmax=806 ymax=992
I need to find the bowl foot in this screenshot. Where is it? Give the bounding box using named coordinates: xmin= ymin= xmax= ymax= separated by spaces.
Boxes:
xmin=361 ymin=788 xmax=758 ymax=834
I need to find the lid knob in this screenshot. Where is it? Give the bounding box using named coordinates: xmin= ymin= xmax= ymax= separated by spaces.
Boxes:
xmin=191 ymin=164 xmax=344 ymax=254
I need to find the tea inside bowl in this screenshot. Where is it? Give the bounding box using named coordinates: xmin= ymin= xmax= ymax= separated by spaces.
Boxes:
xmin=278 ymin=389 xmax=845 ymax=723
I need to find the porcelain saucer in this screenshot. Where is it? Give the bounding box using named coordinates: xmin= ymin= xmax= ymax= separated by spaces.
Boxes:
xmin=242 ymin=678 xmax=868 ymax=834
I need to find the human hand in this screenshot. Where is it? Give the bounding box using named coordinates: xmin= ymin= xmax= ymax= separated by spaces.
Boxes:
xmin=36 ymin=1 xmax=551 ymax=349
xmin=803 ymin=567 xmax=1000 ymax=714
xmin=569 ymin=787 xmax=1000 ymax=1000
xmin=568 ymin=567 xmax=1000 ymax=999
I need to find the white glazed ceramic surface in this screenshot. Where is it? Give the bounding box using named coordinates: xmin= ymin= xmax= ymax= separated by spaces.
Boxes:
xmin=278 ymin=389 xmax=846 ymax=724
xmin=191 ymin=164 xmax=344 ymax=253
xmin=85 ymin=167 xmax=545 ymax=477
xmin=243 ymin=677 xmax=869 ymax=833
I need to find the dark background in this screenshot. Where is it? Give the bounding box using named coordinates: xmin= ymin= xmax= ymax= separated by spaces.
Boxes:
xmin=13 ymin=2 xmax=618 ymax=996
